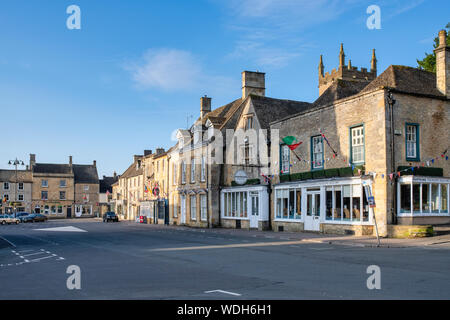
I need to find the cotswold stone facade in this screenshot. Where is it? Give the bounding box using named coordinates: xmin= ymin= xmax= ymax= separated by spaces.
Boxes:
xmin=29 ymin=154 xmax=99 ymax=218
xmin=270 ymin=32 xmax=450 ymax=237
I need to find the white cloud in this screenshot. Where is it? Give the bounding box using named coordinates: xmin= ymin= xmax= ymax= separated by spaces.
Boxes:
xmin=125 ymin=48 xmax=237 ymax=97
xmin=127 ymin=49 xmax=202 ymax=91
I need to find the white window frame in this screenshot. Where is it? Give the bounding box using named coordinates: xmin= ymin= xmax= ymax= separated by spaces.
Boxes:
xmin=18 ymin=183 xmax=24 ymax=190
xmin=60 ymin=180 xmax=66 ymax=188
xmin=312 ymin=136 xmax=324 ymax=169
xmin=200 ymin=194 xmax=207 ymax=221
xmin=3 ymin=182 xmax=9 ymax=190
xmin=18 ymin=194 xmax=24 ymax=201
xmin=181 ymin=161 xmax=186 ymax=184
xmin=41 ymin=180 xmax=48 ymax=188
xmin=201 ymin=156 xmax=206 ymax=182
xmin=281 ymin=145 xmax=290 ymax=174
xmin=351 ymin=126 xmax=364 ymax=164
xmin=190 ymin=158 xmax=196 ymax=183
xmin=190 ymin=195 xmax=197 ymax=220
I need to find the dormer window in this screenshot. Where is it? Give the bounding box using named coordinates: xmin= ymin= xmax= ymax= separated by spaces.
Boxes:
xmin=244 ymin=116 xmax=254 ymax=130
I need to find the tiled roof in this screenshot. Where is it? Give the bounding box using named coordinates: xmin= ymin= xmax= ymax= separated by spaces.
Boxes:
xmin=249 ymin=94 xmax=313 ymax=129
xmin=120 ymin=162 xmax=143 ymax=179
xmin=99 ymin=176 xmax=119 ymax=193
xmin=361 ymin=65 xmax=445 ymax=98
xmin=32 ymin=163 xmax=72 ymax=175
xmin=0 ymin=170 xmax=33 ymax=183
xmin=73 ymin=165 xmax=99 ymax=184
xmin=313 ymin=79 xmax=369 ymax=107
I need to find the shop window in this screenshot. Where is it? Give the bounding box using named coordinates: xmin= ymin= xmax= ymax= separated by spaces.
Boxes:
xmin=82 ymin=206 xmax=91 ymax=215
xmin=58 ymin=206 xmax=63 ymax=214
xmin=326 ymin=189 xmax=333 ymax=220
xmin=442 ymin=185 xmax=448 ymax=213
xmin=362 ymin=187 xmax=369 ymax=222
xmin=275 ymin=188 xmax=301 ymax=220
xmin=412 ymin=184 xmax=420 ymax=212
xmin=44 ymin=206 xmax=49 ymax=214
xmin=289 ymin=190 xmax=295 ymax=219
xmin=343 ymin=185 xmax=351 ymax=221
xmin=352 ymin=185 xmax=361 ymax=222
xmin=431 ymin=184 xmax=439 ymax=213
xmin=334 ymin=189 xmax=342 ymax=221
xmin=400 ymin=184 xmax=411 ymax=213
xmin=51 ymin=206 xmax=57 ymax=214
xmin=422 ymin=184 xmax=430 ymax=212
xmin=295 ymin=190 xmax=302 ymax=219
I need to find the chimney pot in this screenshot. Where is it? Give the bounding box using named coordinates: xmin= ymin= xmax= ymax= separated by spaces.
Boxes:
xmin=200 ymin=96 xmax=212 ymax=119
xmin=93 ymin=160 xmax=97 ymax=167
xmin=434 ymin=29 xmax=450 ymax=97
xmin=242 ymin=71 xmax=265 ymax=99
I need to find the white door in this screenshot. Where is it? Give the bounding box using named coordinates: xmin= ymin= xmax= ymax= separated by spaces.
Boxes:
xmin=305 ymin=192 xmax=321 ymax=231
xmin=180 ymin=195 xmax=186 ymax=224
xmin=249 ymin=193 xmax=259 ymax=229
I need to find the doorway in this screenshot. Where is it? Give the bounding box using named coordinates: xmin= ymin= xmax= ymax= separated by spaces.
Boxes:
xmin=305 ymin=191 xmax=321 ymax=231
xmin=249 ymin=192 xmax=259 ymax=229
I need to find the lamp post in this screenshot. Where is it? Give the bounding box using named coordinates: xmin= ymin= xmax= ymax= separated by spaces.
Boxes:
xmin=8 ymin=158 xmax=25 ymax=216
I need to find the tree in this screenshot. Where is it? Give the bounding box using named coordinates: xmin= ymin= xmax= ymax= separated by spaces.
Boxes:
xmin=417 ymin=23 xmax=450 ymax=73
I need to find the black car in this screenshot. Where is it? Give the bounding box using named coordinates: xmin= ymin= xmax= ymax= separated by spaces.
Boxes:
xmin=103 ymin=212 xmax=119 ymax=222
xmin=15 ymin=212 xmax=31 ymax=222
xmin=22 ymin=213 xmax=48 ymax=223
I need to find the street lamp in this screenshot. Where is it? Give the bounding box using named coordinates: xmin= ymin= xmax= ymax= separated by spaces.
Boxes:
xmin=8 ymin=158 xmax=25 ymax=216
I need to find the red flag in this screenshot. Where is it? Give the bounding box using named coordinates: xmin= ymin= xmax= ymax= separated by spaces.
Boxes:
xmin=287 ymin=142 xmax=302 ymax=151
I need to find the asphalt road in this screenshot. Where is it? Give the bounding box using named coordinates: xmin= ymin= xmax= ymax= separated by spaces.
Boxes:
xmin=0 ymin=219 xmax=449 ymax=300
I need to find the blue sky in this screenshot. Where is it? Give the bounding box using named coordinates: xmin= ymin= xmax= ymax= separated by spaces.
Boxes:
xmin=0 ymin=0 xmax=448 ymax=177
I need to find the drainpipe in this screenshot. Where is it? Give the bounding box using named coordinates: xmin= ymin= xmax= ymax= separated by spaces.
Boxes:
xmin=387 ymin=89 xmax=397 ymax=225
xmin=267 ymin=135 xmax=272 ymax=231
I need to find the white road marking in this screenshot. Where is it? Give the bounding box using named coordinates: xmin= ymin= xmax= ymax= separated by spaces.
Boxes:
xmin=34 ymin=226 xmax=87 ymax=232
xmin=22 ymin=252 xmax=47 ymax=257
xmin=205 ymin=290 xmax=242 ymax=297
xmin=29 ymin=255 xmax=55 ymax=262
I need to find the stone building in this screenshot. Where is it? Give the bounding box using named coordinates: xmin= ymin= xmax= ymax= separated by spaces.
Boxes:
xmin=30 ymin=154 xmax=99 ymax=218
xmin=116 ymin=155 xmax=144 ymax=221
xmin=169 ymin=71 xmax=312 ymax=230
xmin=269 ymin=31 xmax=449 ymax=237
xmin=140 ymin=148 xmax=170 ymax=224
xmin=0 ymin=169 xmax=33 ymax=214
xmin=98 ymin=172 xmax=118 ymax=215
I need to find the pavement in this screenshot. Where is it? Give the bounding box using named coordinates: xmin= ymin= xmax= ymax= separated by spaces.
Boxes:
xmin=1 ymin=218 xmax=450 ymax=299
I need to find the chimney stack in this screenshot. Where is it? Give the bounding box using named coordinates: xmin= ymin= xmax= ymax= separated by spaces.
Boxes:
xmin=144 ymin=150 xmax=153 ymax=156
xmin=69 ymin=156 xmax=73 ymax=166
xmin=29 ymin=154 xmax=36 ymax=169
xmin=242 ymin=71 xmax=265 ymax=99
xmin=434 ymin=29 xmax=450 ymax=98
xmin=200 ymin=96 xmax=212 ymax=119
xmin=93 ymin=160 xmax=97 ymax=167
xmin=156 ymin=148 xmax=165 ymax=155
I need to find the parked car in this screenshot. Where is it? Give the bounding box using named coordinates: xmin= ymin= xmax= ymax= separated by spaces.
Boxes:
xmin=103 ymin=212 xmax=119 ymax=222
xmin=15 ymin=212 xmax=30 ymax=222
xmin=22 ymin=213 xmax=48 ymax=223
xmin=0 ymin=214 xmax=20 ymax=225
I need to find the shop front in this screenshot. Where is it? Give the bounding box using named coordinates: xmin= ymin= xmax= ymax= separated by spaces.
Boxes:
xmin=273 ymin=177 xmax=375 ymax=235
xmin=220 ymin=185 xmax=269 ymax=230
xmin=397 ymin=175 xmax=450 ymax=225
